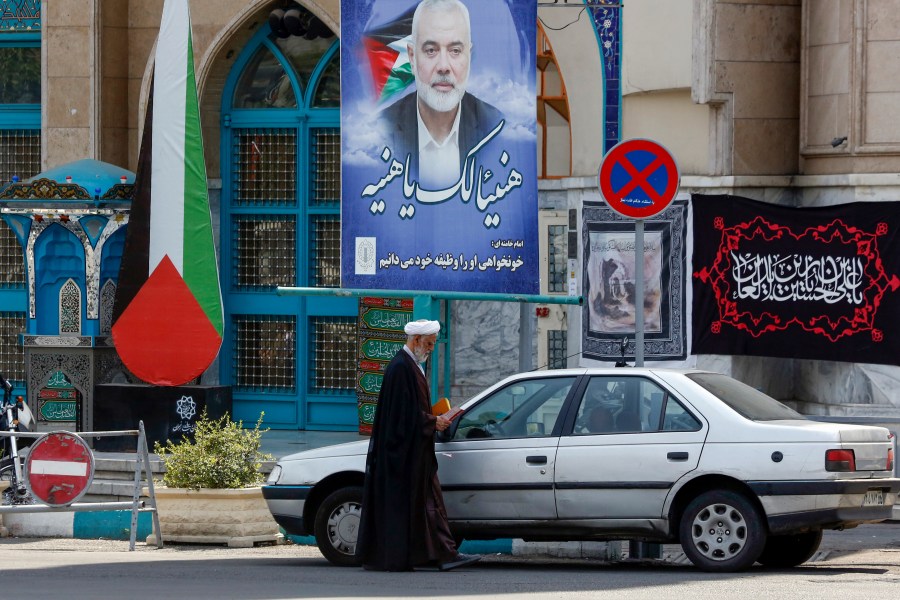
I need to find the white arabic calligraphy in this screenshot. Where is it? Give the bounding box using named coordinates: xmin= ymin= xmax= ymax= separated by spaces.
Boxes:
xmin=361 ymin=159 xmax=404 ymax=198
xmin=491 ymin=238 xmax=525 ymax=249
xmin=378 ymin=252 xmax=525 ymax=272
xmin=731 ymin=252 xmax=865 ymax=304
xmin=360 ymin=121 xmax=524 ymax=229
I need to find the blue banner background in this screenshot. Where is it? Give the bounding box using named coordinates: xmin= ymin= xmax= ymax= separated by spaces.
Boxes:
xmin=340 ymin=0 xmax=538 ymax=293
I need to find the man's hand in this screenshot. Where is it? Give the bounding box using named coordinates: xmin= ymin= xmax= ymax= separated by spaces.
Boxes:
xmin=435 ymin=415 xmax=451 ymax=431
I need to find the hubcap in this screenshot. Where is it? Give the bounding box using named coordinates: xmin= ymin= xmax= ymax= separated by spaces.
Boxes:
xmin=326 ymin=500 xmax=361 ymax=555
xmin=690 ymin=502 xmax=747 ymax=561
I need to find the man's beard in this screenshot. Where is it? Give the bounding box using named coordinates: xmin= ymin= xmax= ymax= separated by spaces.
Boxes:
xmin=414 ymin=65 xmax=467 ymax=113
xmin=412 ymin=344 xmax=430 ymax=363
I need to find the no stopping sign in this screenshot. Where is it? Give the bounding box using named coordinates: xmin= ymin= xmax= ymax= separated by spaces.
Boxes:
xmin=598 ymin=138 xmax=680 ymax=219
xmin=25 ymin=432 xmax=95 ymax=506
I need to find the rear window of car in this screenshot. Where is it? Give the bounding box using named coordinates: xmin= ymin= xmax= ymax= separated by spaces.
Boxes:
xmin=686 ymin=373 xmax=805 ymax=421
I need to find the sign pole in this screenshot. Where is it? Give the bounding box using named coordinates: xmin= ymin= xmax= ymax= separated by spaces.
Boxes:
xmin=635 ymin=220 xmax=644 ymax=367
xmin=597 ymin=138 xmax=680 ymax=370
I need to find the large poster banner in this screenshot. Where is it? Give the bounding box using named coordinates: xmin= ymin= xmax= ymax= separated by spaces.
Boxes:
xmin=582 ymin=200 xmax=690 ymax=363
xmin=340 ymin=0 xmax=538 ymax=293
xmin=692 ymin=195 xmax=900 ymax=366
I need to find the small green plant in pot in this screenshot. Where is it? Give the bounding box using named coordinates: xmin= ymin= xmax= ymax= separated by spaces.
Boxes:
xmin=154 ymin=410 xmax=272 ymax=490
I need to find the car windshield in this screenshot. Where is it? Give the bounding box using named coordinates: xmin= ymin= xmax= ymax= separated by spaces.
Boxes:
xmin=686 ymin=373 xmax=805 ymax=421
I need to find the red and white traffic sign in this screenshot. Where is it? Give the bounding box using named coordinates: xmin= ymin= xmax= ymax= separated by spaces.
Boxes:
xmin=25 ymin=432 xmax=95 ymax=506
xmin=598 ymin=138 xmax=680 ymax=219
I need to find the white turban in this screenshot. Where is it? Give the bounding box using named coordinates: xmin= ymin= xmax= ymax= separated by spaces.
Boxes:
xmin=404 ymin=319 xmax=440 ymax=336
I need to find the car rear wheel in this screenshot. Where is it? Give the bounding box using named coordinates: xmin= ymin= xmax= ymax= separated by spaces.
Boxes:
xmin=313 ymin=486 xmax=363 ymax=567
xmin=679 ymin=490 xmax=766 ymax=572
xmin=756 ymin=530 xmax=823 ymax=568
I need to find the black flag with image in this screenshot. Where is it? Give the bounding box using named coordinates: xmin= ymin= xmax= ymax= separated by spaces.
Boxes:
xmin=692 ymin=194 xmax=900 ymax=366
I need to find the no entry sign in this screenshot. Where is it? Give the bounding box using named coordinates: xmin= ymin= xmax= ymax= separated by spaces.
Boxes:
xmin=598 ymin=139 xmax=680 ymax=219
xmin=25 ymin=432 xmax=95 ymax=506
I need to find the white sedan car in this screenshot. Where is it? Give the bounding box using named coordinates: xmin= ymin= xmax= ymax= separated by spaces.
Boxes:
xmin=263 ymin=368 xmax=899 ymax=572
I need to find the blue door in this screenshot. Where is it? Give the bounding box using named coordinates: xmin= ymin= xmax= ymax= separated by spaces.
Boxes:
xmin=220 ymin=24 xmax=357 ymax=430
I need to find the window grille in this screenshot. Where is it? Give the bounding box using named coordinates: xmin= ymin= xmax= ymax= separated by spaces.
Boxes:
xmin=0 ymin=312 xmax=24 ymax=382
xmin=231 ymin=129 xmax=297 ymax=206
xmin=310 ymin=215 xmax=340 ymax=288
xmin=548 ymin=224 xmax=567 ymax=293
xmin=233 ymin=215 xmax=296 ymax=290
xmin=0 ymin=129 xmax=40 ymax=188
xmin=309 ymin=316 xmax=356 ymax=392
xmin=59 ymin=278 xmax=81 ymax=334
xmin=548 ymin=329 xmax=567 ymax=369
xmin=232 ymin=315 xmax=296 ymax=392
xmin=310 ymin=128 xmax=340 ymax=207
xmin=0 ymin=219 xmax=24 ymax=288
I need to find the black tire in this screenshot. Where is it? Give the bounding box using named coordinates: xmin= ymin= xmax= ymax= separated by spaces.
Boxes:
xmin=313 ymin=486 xmax=363 ymax=567
xmin=0 ymin=459 xmax=33 ymax=505
xmin=756 ymin=530 xmax=823 ymax=568
xmin=679 ymin=489 xmax=766 ymax=572
xmin=0 ymin=461 xmax=15 ymax=482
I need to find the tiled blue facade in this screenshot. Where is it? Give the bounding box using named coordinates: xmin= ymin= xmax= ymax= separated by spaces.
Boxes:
xmin=587 ymin=1 xmax=621 ymax=154
xmin=0 ymin=0 xmax=40 ymax=32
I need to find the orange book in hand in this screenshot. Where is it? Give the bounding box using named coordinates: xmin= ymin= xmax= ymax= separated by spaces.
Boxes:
xmin=432 ymin=397 xmax=463 ymax=420
xmin=432 ymin=397 xmax=451 ymax=415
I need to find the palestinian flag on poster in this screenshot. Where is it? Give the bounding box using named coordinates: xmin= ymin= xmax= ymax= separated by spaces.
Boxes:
xmin=362 ymin=6 xmax=416 ymax=104
xmin=111 ymin=0 xmax=223 ymax=386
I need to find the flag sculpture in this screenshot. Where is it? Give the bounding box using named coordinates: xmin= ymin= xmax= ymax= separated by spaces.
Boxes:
xmin=112 ymin=0 xmax=223 ymax=386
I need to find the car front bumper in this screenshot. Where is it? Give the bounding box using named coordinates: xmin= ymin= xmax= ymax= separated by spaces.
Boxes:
xmin=262 ymin=485 xmax=312 ymax=536
xmin=748 ymin=478 xmax=900 ymax=533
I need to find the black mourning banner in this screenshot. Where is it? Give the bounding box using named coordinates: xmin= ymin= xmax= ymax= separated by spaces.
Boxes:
xmin=692 ymin=195 xmax=900 ymax=366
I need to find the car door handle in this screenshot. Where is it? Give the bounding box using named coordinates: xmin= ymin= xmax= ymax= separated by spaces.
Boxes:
xmin=526 ymin=455 xmax=548 ymax=465
xmin=667 ymin=451 xmax=689 ymax=461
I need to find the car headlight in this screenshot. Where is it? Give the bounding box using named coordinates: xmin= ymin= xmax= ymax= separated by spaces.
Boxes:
xmin=266 ymin=464 xmax=282 ymax=485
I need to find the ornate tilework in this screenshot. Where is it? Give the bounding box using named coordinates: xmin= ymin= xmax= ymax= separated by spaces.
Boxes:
xmin=0 ymin=178 xmax=92 ymax=200
xmin=586 ymin=1 xmax=622 ymax=154
xmin=100 ymin=183 xmax=135 ymax=200
xmin=99 ymin=279 xmax=115 ymax=335
xmin=59 ymin=278 xmax=81 ymax=334
xmin=0 ymin=0 xmax=40 ymax=33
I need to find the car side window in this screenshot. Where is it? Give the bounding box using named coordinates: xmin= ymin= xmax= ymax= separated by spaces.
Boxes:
xmin=452 ymin=376 xmax=576 ymax=440
xmin=661 ymin=397 xmax=702 ymax=431
xmin=574 ymin=376 xmax=685 ymax=434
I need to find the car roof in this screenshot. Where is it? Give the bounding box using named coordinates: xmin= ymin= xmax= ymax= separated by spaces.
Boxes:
xmin=513 ymin=367 xmax=709 ymax=377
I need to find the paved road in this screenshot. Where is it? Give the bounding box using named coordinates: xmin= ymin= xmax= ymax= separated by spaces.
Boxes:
xmin=1 ymin=523 xmax=898 ymax=599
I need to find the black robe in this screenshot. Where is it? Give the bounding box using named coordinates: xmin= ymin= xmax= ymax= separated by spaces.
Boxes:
xmin=356 ymin=349 xmax=457 ymax=571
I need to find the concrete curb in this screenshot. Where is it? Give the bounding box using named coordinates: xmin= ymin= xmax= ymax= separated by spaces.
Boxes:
xmin=2 ymin=510 xmax=153 ymax=540
xmin=283 ymin=532 xmax=625 ymax=559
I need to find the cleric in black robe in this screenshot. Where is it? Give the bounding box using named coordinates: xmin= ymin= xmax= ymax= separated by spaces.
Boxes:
xmin=356 ymin=319 xmax=479 ymax=571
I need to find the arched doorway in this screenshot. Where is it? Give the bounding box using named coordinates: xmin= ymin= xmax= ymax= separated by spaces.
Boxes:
xmin=219 ymin=20 xmax=356 ymax=430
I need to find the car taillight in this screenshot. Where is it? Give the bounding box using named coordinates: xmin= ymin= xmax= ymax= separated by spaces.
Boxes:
xmin=888 ymin=448 xmax=894 ymax=472
xmin=825 ymin=449 xmax=856 ymax=472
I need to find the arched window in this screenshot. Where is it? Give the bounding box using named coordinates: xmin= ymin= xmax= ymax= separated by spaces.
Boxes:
xmin=0 ymin=18 xmax=41 ymax=187
xmin=0 ymin=4 xmax=40 ymax=385
xmin=221 ymin=17 xmax=355 ymax=430
xmin=537 ymin=24 xmax=571 ymax=178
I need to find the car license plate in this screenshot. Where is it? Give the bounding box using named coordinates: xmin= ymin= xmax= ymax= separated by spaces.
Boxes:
xmin=862 ymin=489 xmax=884 ymax=507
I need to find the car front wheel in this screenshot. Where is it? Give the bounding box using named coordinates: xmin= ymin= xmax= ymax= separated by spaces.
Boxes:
xmin=679 ymin=489 xmax=766 ymax=572
xmin=756 ymin=530 xmax=823 ymax=568
xmin=313 ymin=486 xmax=363 ymax=567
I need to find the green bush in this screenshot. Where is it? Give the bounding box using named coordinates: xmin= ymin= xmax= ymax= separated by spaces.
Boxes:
xmin=154 ymin=411 xmax=272 ymax=490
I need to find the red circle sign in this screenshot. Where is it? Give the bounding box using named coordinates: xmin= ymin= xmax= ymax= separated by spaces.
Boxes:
xmin=25 ymin=432 xmax=95 ymax=506
xmin=598 ymin=139 xmax=680 ymax=219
